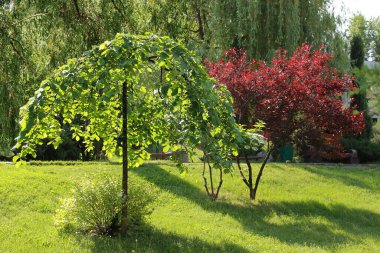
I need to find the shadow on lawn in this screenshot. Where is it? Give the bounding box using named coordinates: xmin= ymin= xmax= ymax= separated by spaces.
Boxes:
xmin=79 ymin=224 xmax=250 ymax=253
xmin=300 ymin=165 xmax=380 ymax=192
xmin=134 ymin=164 xmax=380 ymax=248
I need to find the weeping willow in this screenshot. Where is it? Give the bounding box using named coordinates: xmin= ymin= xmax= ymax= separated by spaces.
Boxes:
xmin=207 ymin=0 xmax=349 ymax=70
xmin=0 ymin=0 xmax=142 ymax=153
xmin=0 ymin=0 xmax=350 ymax=154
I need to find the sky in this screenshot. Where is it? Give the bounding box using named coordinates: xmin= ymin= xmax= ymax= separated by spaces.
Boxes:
xmin=332 ymin=0 xmax=380 ymax=20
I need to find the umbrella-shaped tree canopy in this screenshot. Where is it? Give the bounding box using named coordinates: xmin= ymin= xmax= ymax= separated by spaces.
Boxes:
xmin=14 ymin=34 xmax=241 ymax=169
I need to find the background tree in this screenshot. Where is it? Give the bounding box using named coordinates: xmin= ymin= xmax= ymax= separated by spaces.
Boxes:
xmin=350 ymin=35 xmax=372 ymax=140
xmin=348 ymin=14 xmax=380 ymax=61
xmin=206 ymin=0 xmax=349 ymax=71
xmin=206 ymin=45 xmax=364 ymax=199
xmin=362 ymin=65 xmax=380 ymax=112
xmin=1 ymin=0 xmax=353 ymax=157
xmin=367 ymin=18 xmax=380 ymax=61
xmin=0 ymin=0 xmax=206 ymax=155
xmin=350 ymin=36 xmax=365 ymax=68
xmin=0 ymin=0 xmax=142 ymax=154
xmin=340 ymin=14 xmax=380 ymax=163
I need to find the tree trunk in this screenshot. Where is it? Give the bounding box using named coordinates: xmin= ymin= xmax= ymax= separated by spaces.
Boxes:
xmin=208 ymin=159 xmax=214 ymax=197
xmin=202 ymin=153 xmax=223 ymax=201
xmin=120 ymin=81 xmax=129 ymax=232
xmin=214 ymin=168 xmax=223 ymax=200
xmin=195 ymin=6 xmax=205 ymax=41
xmin=249 ymin=188 xmax=255 ymax=199
xmin=251 ymin=148 xmax=273 ymax=200
xmin=202 ymin=154 xmax=210 ymax=197
xmin=245 ymin=154 xmax=253 ymax=190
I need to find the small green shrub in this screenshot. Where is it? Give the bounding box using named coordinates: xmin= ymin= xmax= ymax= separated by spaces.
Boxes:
xmin=341 ymin=137 xmax=380 ymax=163
xmin=55 ymin=174 xmax=154 ymax=235
xmin=127 ymin=180 xmax=156 ymax=225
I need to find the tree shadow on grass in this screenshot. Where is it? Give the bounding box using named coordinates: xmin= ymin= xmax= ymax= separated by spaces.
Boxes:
xmin=299 ymin=165 xmax=380 ymax=192
xmin=77 ymin=224 xmax=251 ymax=253
xmin=134 ymin=164 xmax=380 ymax=248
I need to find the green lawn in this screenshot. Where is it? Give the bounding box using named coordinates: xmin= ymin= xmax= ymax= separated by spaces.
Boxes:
xmin=0 ymin=161 xmax=379 ymax=252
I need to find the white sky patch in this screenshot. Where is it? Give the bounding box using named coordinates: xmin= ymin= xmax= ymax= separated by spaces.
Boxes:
xmin=332 ymin=0 xmax=380 ymax=19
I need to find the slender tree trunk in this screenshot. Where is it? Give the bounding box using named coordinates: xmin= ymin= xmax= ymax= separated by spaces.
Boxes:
xmin=243 ymin=155 xmax=256 ymax=199
xmin=236 ymin=156 xmax=249 ymax=188
xmin=202 ymin=156 xmax=210 ymax=197
xmin=237 ymin=155 xmax=255 ymax=199
xmin=208 ymin=158 xmax=214 ymax=197
xmin=195 ymin=6 xmax=205 ymax=41
xmin=214 ymin=168 xmax=223 ymax=200
xmin=120 ymin=81 xmax=128 ymax=232
xmin=202 ymin=152 xmax=223 ymax=201
xmin=237 ymin=148 xmax=274 ymax=200
xmin=251 ymin=148 xmax=273 ymax=200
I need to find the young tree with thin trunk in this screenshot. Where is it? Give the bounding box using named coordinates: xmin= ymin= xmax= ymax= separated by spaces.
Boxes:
xmin=206 ymin=45 xmax=364 ymax=200
xmin=14 ymin=34 xmax=242 ymax=232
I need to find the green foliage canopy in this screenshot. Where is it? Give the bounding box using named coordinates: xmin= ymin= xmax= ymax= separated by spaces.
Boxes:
xmin=13 ymin=34 xmax=241 ymax=169
xmin=1 ymin=0 xmax=352 ymax=154
xmin=207 ymin=0 xmax=349 ymax=71
xmin=350 ymin=35 xmax=365 ymax=68
xmin=349 ymin=14 xmax=380 ymax=61
xmin=0 ymin=0 xmax=145 ymax=152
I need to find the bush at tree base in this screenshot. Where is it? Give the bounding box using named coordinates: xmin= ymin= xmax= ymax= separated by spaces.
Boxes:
xmin=54 ymin=174 xmax=155 ymax=235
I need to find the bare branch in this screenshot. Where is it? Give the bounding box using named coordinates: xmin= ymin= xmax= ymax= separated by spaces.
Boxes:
xmin=214 ymin=168 xmax=223 ymax=199
xmin=202 ymin=152 xmax=210 ymax=197
xmin=111 ymin=0 xmax=126 ymax=19
xmin=236 ymin=157 xmax=250 ymax=187
xmin=11 ymin=13 xmax=47 ymax=26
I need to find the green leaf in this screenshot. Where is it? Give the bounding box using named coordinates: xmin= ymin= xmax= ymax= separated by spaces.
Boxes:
xmin=99 ymin=42 xmax=108 ymax=51
xmin=12 ymin=156 xmax=20 ymax=163
xmin=163 ymin=146 xmax=170 ymax=153
xmin=161 ymin=85 xmax=170 ymax=95
xmin=15 ymin=160 xmax=26 ymax=168
xmin=140 ymin=87 xmax=147 ymax=93
xmin=171 ymin=87 xmax=178 ymax=96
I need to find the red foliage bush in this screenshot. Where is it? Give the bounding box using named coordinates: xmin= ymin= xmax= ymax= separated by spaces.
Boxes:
xmin=206 ymin=45 xmax=364 ymax=159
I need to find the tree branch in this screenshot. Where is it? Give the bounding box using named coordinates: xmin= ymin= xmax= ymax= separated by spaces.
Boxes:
xmin=252 ymin=147 xmax=273 ymax=200
xmin=11 ymin=13 xmax=47 ymax=26
xmin=245 ymin=154 xmax=253 ymax=188
xmin=202 ymin=153 xmax=210 ymax=197
xmin=214 ymin=168 xmax=223 ymax=199
xmin=208 ymin=159 xmax=214 ymax=196
xmin=236 ymin=157 xmax=250 ymax=187
xmin=9 ymin=38 xmax=25 ymax=62
xmin=111 ymin=0 xmax=126 ymax=19
xmin=72 ymin=0 xmax=81 ymax=19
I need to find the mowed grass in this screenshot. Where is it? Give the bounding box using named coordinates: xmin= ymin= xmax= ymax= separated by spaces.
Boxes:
xmin=0 ymin=161 xmax=380 ymax=253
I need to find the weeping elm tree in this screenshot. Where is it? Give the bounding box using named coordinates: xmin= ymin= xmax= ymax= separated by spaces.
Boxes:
xmin=13 ymin=34 xmax=243 ymax=232
xmin=206 ymin=44 xmax=364 ymax=200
